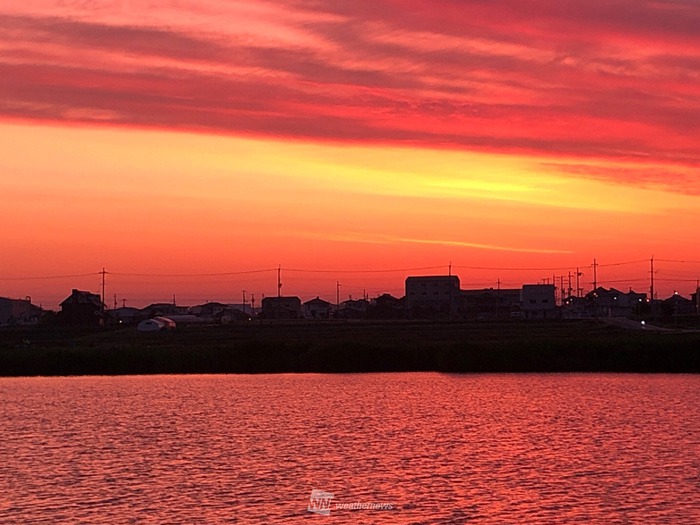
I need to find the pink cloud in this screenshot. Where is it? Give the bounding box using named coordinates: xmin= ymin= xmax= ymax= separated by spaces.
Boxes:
xmin=1 ymin=1 xmax=698 ymax=178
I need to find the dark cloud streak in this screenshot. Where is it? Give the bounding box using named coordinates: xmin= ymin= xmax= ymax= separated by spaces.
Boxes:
xmin=1 ymin=2 xmax=698 ymax=174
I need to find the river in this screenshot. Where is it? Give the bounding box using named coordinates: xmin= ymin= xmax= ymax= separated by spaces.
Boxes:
xmin=1 ymin=373 xmax=698 ymax=523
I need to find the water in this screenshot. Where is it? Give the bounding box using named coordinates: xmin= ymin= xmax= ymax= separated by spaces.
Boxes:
xmin=0 ymin=373 xmax=698 ymax=524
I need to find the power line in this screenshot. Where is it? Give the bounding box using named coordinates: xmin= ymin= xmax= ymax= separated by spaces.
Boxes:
xmin=453 ymin=265 xmax=573 ymax=271
xmin=284 ymin=265 xmax=445 ymax=274
xmin=0 ymin=272 xmax=98 ymax=281
xmin=656 ymin=259 xmax=700 ymax=264
xmin=109 ymin=269 xmax=277 ymax=277
xmin=598 ymin=278 xmax=648 ymax=284
xmin=2 ymin=258 xmax=697 ymax=282
xmin=598 ymin=259 xmax=648 ymax=267
xmin=656 ymin=278 xmax=700 ymax=283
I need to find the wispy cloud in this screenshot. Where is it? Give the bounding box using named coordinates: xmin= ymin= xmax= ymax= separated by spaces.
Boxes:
xmin=302 ymin=231 xmax=573 ymax=255
xmin=1 ymin=1 xmax=698 ymax=178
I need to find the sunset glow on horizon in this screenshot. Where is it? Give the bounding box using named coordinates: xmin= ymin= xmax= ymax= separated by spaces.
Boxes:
xmin=1 ymin=1 xmax=699 ymax=308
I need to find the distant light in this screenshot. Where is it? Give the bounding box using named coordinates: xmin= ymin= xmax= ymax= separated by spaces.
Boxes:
xmin=641 ymin=321 xmax=646 ymax=326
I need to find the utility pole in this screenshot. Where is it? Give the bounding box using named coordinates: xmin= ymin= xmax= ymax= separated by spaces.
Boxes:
xmin=251 ymin=293 xmax=256 ymax=317
xmin=576 ymin=268 xmax=583 ymax=297
xmin=336 ymin=281 xmax=341 ymax=310
xmin=277 ymin=265 xmax=282 ymax=298
xmin=559 ymin=275 xmax=565 ymax=306
xmin=650 ymin=256 xmax=655 ymax=302
xmin=592 ymin=259 xmax=598 ymax=290
xmin=100 ymin=268 xmax=107 ymax=313
xmin=448 ymin=261 xmax=452 ymax=276
xmin=242 ymin=290 xmax=247 ymax=314
xmin=567 ymin=271 xmax=573 ymax=301
xmin=113 ymin=293 xmax=117 ymax=309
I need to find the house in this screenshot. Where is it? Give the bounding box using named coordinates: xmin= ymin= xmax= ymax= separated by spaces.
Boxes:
xmin=405 ymin=275 xmax=461 ymax=318
xmin=226 ymin=299 xmax=260 ymax=319
xmin=0 ymin=297 xmax=42 ymax=326
xmin=574 ymin=287 xmax=647 ymax=318
xmin=218 ymin=307 xmax=252 ymax=323
xmin=335 ymin=299 xmax=369 ymax=319
xmin=261 ymin=296 xmax=302 ymax=319
xmin=520 ymin=284 xmax=557 ymax=319
xmin=368 ymin=294 xmax=404 ymax=319
xmin=110 ymin=306 xmax=140 ymax=326
xmin=59 ymin=289 xmax=104 ymax=326
xmin=661 ymin=293 xmax=696 ymax=316
xmin=190 ymin=302 xmax=229 ymax=322
xmin=139 ymin=303 xmax=188 ymax=319
xmin=461 ymin=288 xmax=520 ymax=320
xmin=303 ymin=297 xmax=332 ymax=319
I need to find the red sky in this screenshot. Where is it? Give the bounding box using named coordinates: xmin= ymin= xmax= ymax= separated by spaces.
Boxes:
xmin=1 ymin=0 xmax=699 ymax=308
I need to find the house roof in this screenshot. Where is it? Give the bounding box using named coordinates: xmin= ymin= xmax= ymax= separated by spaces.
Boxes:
xmin=112 ymin=307 xmax=139 ymax=315
xmin=60 ymin=289 xmax=103 ymax=307
xmin=304 ymin=297 xmax=331 ymax=306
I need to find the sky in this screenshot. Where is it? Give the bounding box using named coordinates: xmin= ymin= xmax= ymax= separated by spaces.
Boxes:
xmin=1 ymin=0 xmax=699 ymax=308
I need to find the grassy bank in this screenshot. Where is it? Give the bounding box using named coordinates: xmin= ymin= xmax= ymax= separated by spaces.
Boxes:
xmin=1 ymin=320 xmax=699 ymax=376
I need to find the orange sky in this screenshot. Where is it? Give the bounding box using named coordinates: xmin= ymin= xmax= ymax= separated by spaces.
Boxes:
xmin=1 ymin=1 xmax=699 ymax=308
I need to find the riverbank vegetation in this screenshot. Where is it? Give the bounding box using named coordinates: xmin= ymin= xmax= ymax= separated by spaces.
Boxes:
xmin=1 ymin=320 xmax=699 ymax=376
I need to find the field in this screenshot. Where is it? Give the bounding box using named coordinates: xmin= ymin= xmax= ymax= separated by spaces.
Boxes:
xmin=1 ymin=320 xmax=699 ymax=376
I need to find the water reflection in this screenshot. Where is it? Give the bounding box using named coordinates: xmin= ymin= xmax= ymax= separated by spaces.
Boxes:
xmin=0 ymin=374 xmax=698 ymax=523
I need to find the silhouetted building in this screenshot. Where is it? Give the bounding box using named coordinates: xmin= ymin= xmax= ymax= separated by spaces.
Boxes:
xmin=190 ymin=302 xmax=229 ymax=322
xmin=110 ymin=306 xmax=140 ymax=326
xmin=0 ymin=297 xmax=42 ymax=326
xmin=303 ymin=297 xmax=332 ymax=319
xmin=335 ymin=299 xmax=369 ymax=319
xmin=572 ymin=287 xmax=646 ymax=318
xmin=261 ymin=296 xmax=302 ymax=319
xmin=520 ymin=284 xmax=557 ymax=319
xmin=661 ymin=293 xmax=695 ymax=316
xmin=461 ymin=288 xmax=520 ymax=320
xmin=405 ymin=275 xmax=460 ymax=318
xmin=217 ymin=307 xmax=252 ymax=323
xmin=59 ymin=289 xmax=104 ymax=326
xmin=140 ymin=303 xmax=188 ymax=319
xmin=369 ymin=294 xmax=404 ymax=319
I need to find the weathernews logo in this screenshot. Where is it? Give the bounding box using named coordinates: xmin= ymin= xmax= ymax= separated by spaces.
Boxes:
xmin=307 ymin=489 xmax=335 ymax=516
xmin=307 ymin=489 xmax=394 ymax=516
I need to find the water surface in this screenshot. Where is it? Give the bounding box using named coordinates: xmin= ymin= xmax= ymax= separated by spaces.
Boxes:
xmin=1 ymin=373 xmax=698 ymax=523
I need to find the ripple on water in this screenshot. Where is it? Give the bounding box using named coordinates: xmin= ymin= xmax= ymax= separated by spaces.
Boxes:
xmin=0 ymin=373 xmax=699 ymax=524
